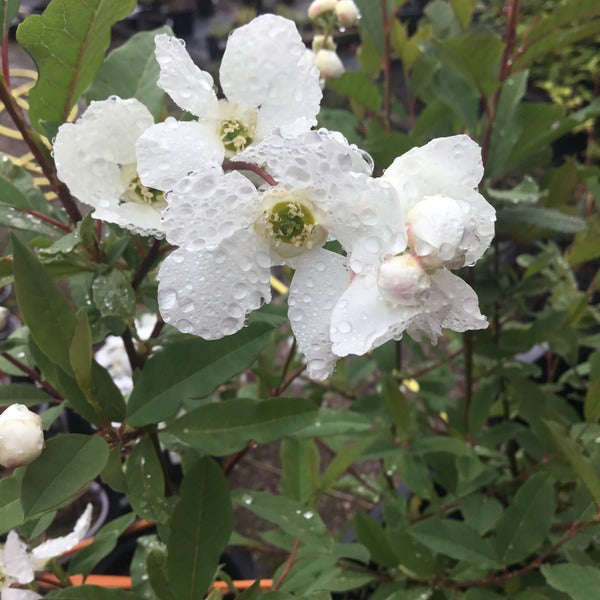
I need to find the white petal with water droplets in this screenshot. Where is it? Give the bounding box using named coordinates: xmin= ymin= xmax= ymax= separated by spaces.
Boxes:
xmin=4 ymin=531 xmax=33 ymax=585
xmin=331 ymin=274 xmax=418 ymax=357
xmin=161 ymin=168 xmax=258 ymax=251
xmin=154 ymin=34 xmax=218 ymax=118
xmin=136 ymin=119 xmax=223 ymax=192
xmin=3 ymin=590 xmax=42 ymax=599
xmin=288 ymin=249 xmax=348 ymax=380
xmin=220 ymin=15 xmax=321 ymax=137
xmin=158 ymin=231 xmax=272 ymax=339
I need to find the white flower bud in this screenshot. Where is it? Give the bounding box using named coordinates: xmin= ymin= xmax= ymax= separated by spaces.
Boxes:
xmin=335 ymin=0 xmax=360 ymax=26
xmin=312 ymin=34 xmax=336 ymax=53
xmin=0 ymin=404 xmax=44 ymax=468
xmin=314 ymin=49 xmax=345 ymax=80
xmin=406 ymin=195 xmax=470 ymax=270
xmin=308 ymin=0 xmax=338 ymax=20
xmin=377 ymin=254 xmax=431 ymax=306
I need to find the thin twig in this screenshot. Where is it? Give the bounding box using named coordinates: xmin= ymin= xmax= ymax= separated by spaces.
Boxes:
xmin=121 ymin=328 xmax=143 ymax=371
xmin=272 ymin=538 xmax=301 ymax=590
xmin=273 ymin=363 xmax=307 ymax=396
xmin=223 ymin=441 xmax=258 ymax=475
xmin=280 ymin=338 xmax=297 ymax=384
xmin=1 ymin=352 xmax=63 ymax=401
xmin=1 ymin=29 xmax=10 ymax=90
xmin=223 ymin=161 xmax=278 ymax=186
xmin=131 ymin=239 xmax=162 ymax=290
xmin=19 ymin=209 xmax=72 ymax=233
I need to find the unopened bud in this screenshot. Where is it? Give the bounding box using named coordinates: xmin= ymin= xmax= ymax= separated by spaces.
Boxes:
xmin=377 ymin=254 xmax=431 ymax=306
xmin=335 ymin=0 xmax=360 ymax=26
xmin=308 ymin=0 xmax=338 ymax=20
xmin=314 ymin=49 xmax=345 ymax=80
xmin=0 ymin=404 xmax=44 ymax=468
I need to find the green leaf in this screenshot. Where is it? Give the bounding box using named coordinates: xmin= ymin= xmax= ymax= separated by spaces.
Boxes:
xmin=125 ymin=436 xmax=170 ymax=522
xmin=68 ymin=512 xmax=135 ymax=576
xmin=327 ymin=72 xmax=381 ymax=113
xmin=541 ymin=564 xmax=600 ymax=600
xmin=167 ymin=457 xmax=232 ymax=600
xmin=85 ymin=27 xmax=169 ymax=118
xmin=460 ymin=493 xmax=503 ymax=535
xmin=494 ymin=473 xmax=556 ymax=565
xmin=126 ymin=323 xmax=273 ymax=425
xmin=450 ymin=0 xmax=475 ymax=27
xmin=318 ymin=438 xmax=374 ymax=493
xmin=486 ymin=176 xmax=542 ymax=204
xmin=433 ymin=65 xmax=479 ymax=132
xmin=408 ymin=518 xmax=499 ymax=567
xmin=497 ymin=205 xmax=585 ymax=234
xmin=0 ymin=383 xmax=50 ymax=407
xmin=21 ymin=433 xmax=109 ymax=516
xmin=0 ymin=204 xmax=60 ymax=236
xmin=70 ymin=309 xmax=93 ymax=401
xmin=546 ymin=421 xmax=600 ymax=504
xmin=46 ymin=587 xmax=143 ymax=599
xmin=237 ymin=580 xmax=262 ymax=600
xmin=354 ymin=0 xmax=388 ymax=55
xmin=0 ymin=0 xmax=19 ymax=35
xmin=437 ymin=32 xmax=503 ymax=98
xmin=584 ymin=378 xmax=600 ymax=422
xmin=355 ymin=512 xmax=398 ymax=567
xmin=0 ymin=468 xmax=24 ymax=534
xmin=165 ymin=397 xmax=318 ymax=456
xmin=92 ymin=270 xmax=135 ymax=320
xmin=12 ymin=233 xmax=75 ymax=373
xmin=382 ymin=373 xmax=410 ymax=432
xmin=16 ymin=0 xmax=136 ymax=136
xmin=280 ymin=439 xmax=320 ymax=504
xmin=293 ymin=407 xmax=372 ymax=438
xmin=487 ymin=70 xmax=528 ymax=178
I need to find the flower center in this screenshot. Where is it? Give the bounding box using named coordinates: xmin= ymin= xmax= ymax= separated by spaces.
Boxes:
xmin=120 ymin=164 xmax=165 ymax=206
xmin=377 ymin=254 xmax=431 ymax=306
xmin=254 ymin=192 xmax=327 ymax=257
xmin=220 ymin=119 xmax=254 ymax=155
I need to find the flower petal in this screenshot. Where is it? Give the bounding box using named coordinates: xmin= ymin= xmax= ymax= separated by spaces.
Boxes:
xmin=154 ymin=34 xmax=218 ymax=118
xmin=288 ymin=249 xmax=348 ymax=380
xmin=136 ymin=119 xmax=223 ymax=192
xmin=161 ymin=168 xmax=258 ymax=251
xmin=406 ymin=269 xmax=488 ymax=342
xmin=220 ymin=15 xmax=321 ymax=136
xmin=4 ymin=531 xmax=33 ymax=584
xmin=31 ymin=503 xmax=93 ymax=567
xmin=157 ymin=231 xmax=272 ymax=339
xmin=3 ymin=590 xmax=42 ymax=600
xmin=93 ymin=199 xmax=164 ymax=238
xmin=331 ymin=274 xmax=418 ymax=357
xmin=54 ymin=97 xmax=153 ymax=210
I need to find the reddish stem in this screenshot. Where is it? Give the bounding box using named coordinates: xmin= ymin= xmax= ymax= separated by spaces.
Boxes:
xmin=1 ymin=352 xmax=63 ymax=401
xmin=19 ymin=209 xmax=72 ymax=233
xmin=1 ymin=30 xmax=10 ymax=90
xmin=223 ymin=161 xmax=278 ymax=187
xmin=272 ymin=538 xmax=301 ymax=590
xmin=273 ymin=363 xmax=307 ymax=396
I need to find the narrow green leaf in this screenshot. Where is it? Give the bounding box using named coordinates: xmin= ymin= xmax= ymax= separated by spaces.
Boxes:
xmin=70 ymin=309 xmax=93 ymax=401
xmin=546 ymin=421 xmax=600 ymax=504
xmin=125 ymin=436 xmax=170 ymax=522
xmin=382 ymin=373 xmax=410 ymax=432
xmin=166 ymin=397 xmax=318 ymax=456
xmin=494 ymin=473 xmax=555 ymax=565
xmin=126 ymin=323 xmax=273 ymax=425
xmin=0 ymin=383 xmax=50 ymax=407
xmin=100 ymin=447 xmax=127 ymax=493
xmin=497 ymin=205 xmax=585 ymax=234
xmin=12 ymin=233 xmax=75 ymax=373
xmin=147 ymin=547 xmax=173 ymax=600
xmin=0 ymin=468 xmax=24 ymax=534
xmin=68 ymin=512 xmax=135 ymax=576
xmin=408 ymin=518 xmax=499 ymax=567
xmin=237 ymin=580 xmax=262 ymax=599
xmin=85 ymin=27 xmax=169 ymax=118
xmin=167 ymin=457 xmax=232 ymax=600
xmin=0 ymin=0 xmax=19 ymax=35
xmin=16 ymin=0 xmax=136 ymax=136
xmin=355 ymin=513 xmax=398 ymax=567
xmin=541 ymin=564 xmax=600 ymax=600
xmin=318 ymin=438 xmax=373 ymax=493
xmin=487 ymin=70 xmax=528 ymax=178
xmin=92 ymin=270 xmax=135 ymax=320
xmin=21 ymin=433 xmax=109 ymax=516
xmin=584 ymin=378 xmax=600 ymax=422
xmin=280 ymin=439 xmax=320 ymax=503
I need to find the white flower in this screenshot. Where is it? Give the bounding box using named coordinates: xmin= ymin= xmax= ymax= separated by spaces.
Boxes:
xmin=0 ymin=405 xmax=43 ymax=468
xmin=383 ymin=135 xmax=495 ymax=270
xmin=308 ymin=0 xmax=338 ymax=20
xmin=0 ymin=505 xmax=92 ymax=599
xmin=312 ymin=34 xmax=336 ymax=53
xmin=335 ymin=0 xmax=360 ymax=26
xmin=53 ymin=97 xmax=166 ymax=238
xmin=314 ymin=49 xmax=345 ymax=80
xmin=136 ymin=15 xmax=322 ymax=192
xmin=157 ymin=129 xmax=405 ymax=379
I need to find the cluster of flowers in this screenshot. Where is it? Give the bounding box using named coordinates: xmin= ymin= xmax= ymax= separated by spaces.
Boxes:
xmin=53 ymin=14 xmax=495 ymax=382
xmin=307 ymin=0 xmax=360 ymax=80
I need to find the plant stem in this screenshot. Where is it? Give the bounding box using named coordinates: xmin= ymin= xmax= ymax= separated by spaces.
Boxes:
xmin=273 ymin=363 xmax=307 ymax=396
xmin=131 ymin=239 xmax=162 ymax=290
xmin=223 ymin=161 xmax=278 ymax=186
xmin=19 ymin=209 xmax=72 ymax=233
xmin=0 ymin=75 xmax=82 ymax=224
xmin=380 ymin=0 xmax=392 ymax=131
xmin=1 ymin=352 xmax=63 ymax=400
xmin=272 ymin=538 xmax=301 ymax=590
xmin=1 ymin=29 xmax=10 ymax=90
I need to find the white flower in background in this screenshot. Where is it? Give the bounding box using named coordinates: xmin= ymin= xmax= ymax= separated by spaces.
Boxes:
xmin=0 ymin=404 xmax=43 ymax=469
xmin=308 ymin=0 xmax=338 ymax=20
xmin=313 ymin=49 xmax=345 ymax=80
xmin=382 ymin=134 xmax=495 ymax=270
xmin=0 ymin=504 xmax=92 ymax=599
xmin=54 ymin=98 xmax=166 ymax=237
xmin=157 ymin=128 xmax=404 ymax=380
xmin=136 ymin=15 xmax=322 ymax=192
xmin=335 ymin=0 xmax=360 ymax=27
xmin=95 ymin=314 xmax=158 ymax=396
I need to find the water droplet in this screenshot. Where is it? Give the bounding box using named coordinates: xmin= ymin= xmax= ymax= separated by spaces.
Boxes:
xmin=338 ymin=320 xmax=352 ymax=334
xmin=242 ymin=494 xmax=253 ymax=505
